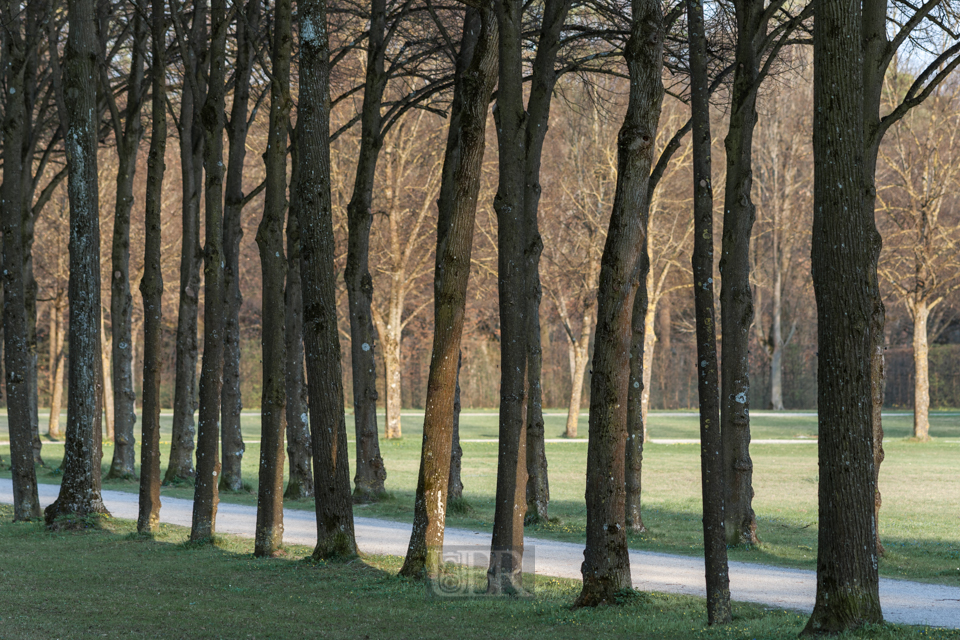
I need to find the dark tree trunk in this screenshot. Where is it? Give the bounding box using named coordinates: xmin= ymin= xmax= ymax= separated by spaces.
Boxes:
xmin=191 ymin=0 xmax=228 ymax=542
xmin=625 ymin=245 xmax=649 ymax=534
xmin=44 ymin=0 xmax=109 ymax=525
xmin=284 ymin=128 xmax=313 ymax=501
xmin=399 ymin=6 xmax=496 ymax=578
xmin=166 ymin=1 xmax=206 ymax=484
xmin=575 ymin=0 xmax=662 ymax=607
xmin=346 ymin=0 xmax=388 ymax=501
xmin=524 ymin=282 xmax=548 ymax=524
xmin=138 ymin=0 xmax=167 ymax=535
xmin=802 ymin=1 xmax=882 ymax=632
xmin=298 ymin=0 xmax=357 ymax=559
xmin=107 ymin=9 xmax=147 ymax=481
xmin=2 ymin=0 xmax=41 ymax=521
xmin=688 ymin=0 xmax=731 ymax=624
xmin=719 ymin=0 xmax=764 ymax=548
xmin=254 ymin=0 xmax=290 ymax=557
xmin=221 ymin=0 xmax=262 ymax=494
xmin=448 ymin=351 xmax=464 ymax=500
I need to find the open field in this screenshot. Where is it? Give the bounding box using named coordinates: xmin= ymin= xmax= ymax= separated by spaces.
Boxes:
xmin=1 ymin=504 xmax=957 ymax=640
xmin=1 ymin=410 xmax=958 ymax=587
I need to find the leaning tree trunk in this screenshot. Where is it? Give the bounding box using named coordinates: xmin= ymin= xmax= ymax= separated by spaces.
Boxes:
xmin=299 ymin=0 xmax=358 ymax=559
xmin=44 ymin=0 xmax=109 ymax=525
xmin=138 ymin=0 xmax=166 ymax=534
xmin=688 ymin=0 xmax=731 ymax=624
xmin=1 ymin=0 xmax=41 ymax=520
xmin=399 ymin=5 xmax=496 ymax=579
xmin=802 ymin=0 xmax=883 ymax=632
xmin=912 ymin=302 xmax=930 ymax=440
xmin=625 ymin=246 xmax=649 ymax=534
xmin=47 ymin=291 xmax=66 ymax=440
xmin=191 ymin=0 xmax=228 ymax=543
xmin=576 ymin=0 xmax=662 ymax=607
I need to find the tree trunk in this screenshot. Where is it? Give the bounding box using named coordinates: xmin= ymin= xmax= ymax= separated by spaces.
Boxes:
xmin=802 ymin=1 xmax=883 ymax=632
xmin=399 ymin=6 xmax=496 ymax=578
xmin=100 ymin=312 xmax=114 ymax=441
xmin=688 ymin=0 xmax=731 ymax=624
xmin=137 ymin=0 xmax=166 ymax=535
xmin=25 ymin=266 xmax=40 ymax=466
xmin=912 ymin=301 xmax=930 ymax=439
xmin=47 ymin=291 xmax=66 ymax=440
xmin=564 ymin=326 xmax=589 ymax=438
xmin=525 ymin=277 xmax=548 ymax=523
xmin=298 ymin=0 xmax=358 ymax=559
xmin=381 ymin=328 xmax=403 ymax=438
xmin=221 ymin=0 xmax=261 ymax=494
xmin=254 ymin=0 xmax=290 ymax=557
xmin=44 ymin=0 xmax=110 ymax=524
xmin=190 ymin=0 xmax=228 ymax=542
xmin=448 ymin=351 xmax=464 ymax=500
xmin=345 ymin=0 xmax=387 ymax=504
xmin=625 ymin=247 xmax=649 ymax=534
xmin=769 ymin=243 xmax=785 ymax=410
xmin=575 ymin=0 xmax=662 ymax=607
xmin=640 ymin=279 xmax=656 ymax=437
xmin=1 ymin=0 xmax=41 ymax=520
xmin=166 ymin=1 xmax=206 ymax=484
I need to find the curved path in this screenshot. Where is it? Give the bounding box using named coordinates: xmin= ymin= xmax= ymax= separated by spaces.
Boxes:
xmin=2 ymin=479 xmax=958 ymax=629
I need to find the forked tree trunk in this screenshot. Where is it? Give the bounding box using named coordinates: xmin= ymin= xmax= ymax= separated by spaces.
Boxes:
xmin=47 ymin=291 xmax=66 ymax=440
xmin=399 ymin=6 xmax=496 ymax=578
xmin=191 ymin=0 xmax=228 ymax=542
xmin=563 ymin=316 xmax=591 ymax=438
xmin=137 ymin=0 xmax=166 ymax=535
xmin=802 ymin=1 xmax=882 ymax=632
xmin=688 ymin=0 xmax=731 ymax=624
xmin=44 ymin=0 xmax=109 ymax=524
xmin=576 ymin=0 xmax=662 ymax=607
xmin=299 ymin=0 xmax=358 ymax=559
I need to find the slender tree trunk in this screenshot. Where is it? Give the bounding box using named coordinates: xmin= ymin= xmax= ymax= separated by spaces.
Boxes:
xmin=100 ymin=313 xmax=114 ymax=440
xmin=399 ymin=6 xmax=496 ymax=578
xmin=138 ymin=0 xmax=166 ymax=534
xmin=190 ymin=0 xmax=228 ymax=542
xmin=448 ymin=351 xmax=464 ymax=500
xmin=625 ymin=247 xmax=649 ymax=534
xmin=284 ymin=130 xmax=313 ymax=501
xmin=525 ymin=278 xmax=549 ymax=523
xmin=25 ymin=267 xmax=40 ymax=465
xmin=381 ymin=328 xmax=403 ymax=445
xmin=688 ymin=0 xmax=731 ymax=624
xmin=166 ymin=1 xmax=206 ymax=483
xmin=44 ymin=0 xmax=109 ymax=524
xmin=564 ymin=328 xmax=589 ymax=438
xmin=640 ymin=281 xmax=656 ymax=437
xmin=912 ymin=301 xmax=930 ymax=439
xmin=769 ymin=242 xmax=785 ymax=410
xmin=47 ymin=291 xmax=66 ymax=440
xmin=576 ymin=0 xmax=662 ymax=607
xmin=254 ymin=0 xmax=290 ymax=556
xmin=345 ymin=0 xmax=387 ymax=502
xmin=2 ymin=0 xmax=41 ymax=520
xmin=802 ymin=1 xmax=882 ymax=632
xmin=298 ymin=0 xmax=358 ymax=558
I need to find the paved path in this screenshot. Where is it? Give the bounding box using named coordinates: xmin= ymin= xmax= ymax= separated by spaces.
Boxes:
xmin=2 ymin=479 xmax=958 ymax=629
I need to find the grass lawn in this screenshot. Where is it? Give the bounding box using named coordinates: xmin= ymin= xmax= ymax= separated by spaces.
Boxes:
xmin=1 ymin=410 xmax=958 ymax=588
xmin=0 ymin=503 xmax=957 ymax=640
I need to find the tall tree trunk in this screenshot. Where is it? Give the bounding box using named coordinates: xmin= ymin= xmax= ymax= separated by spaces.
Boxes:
xmin=190 ymin=0 xmax=228 ymax=542
xmin=99 ymin=308 xmax=114 ymax=440
xmin=298 ymin=0 xmax=358 ymax=559
xmin=345 ymin=0 xmax=387 ymax=502
xmin=448 ymin=351 xmax=464 ymax=500
xmin=166 ymin=0 xmax=206 ymax=484
xmin=576 ymin=0 xmax=662 ymax=607
xmin=44 ymin=0 xmax=109 ymax=524
xmin=802 ymin=1 xmax=882 ymax=632
xmin=221 ymin=0 xmax=261 ymax=494
xmin=284 ymin=129 xmax=313 ymax=501
xmin=399 ymin=6 xmax=496 ymax=578
xmin=688 ymin=0 xmax=731 ymax=624
xmin=525 ymin=279 xmax=548 ymax=523
xmin=137 ymin=0 xmax=166 ymax=535
xmin=625 ymin=247 xmax=649 ymax=534
xmin=2 ymin=0 xmax=41 ymax=520
xmin=912 ymin=300 xmax=930 ymax=439
xmin=254 ymin=0 xmax=290 ymax=557
xmin=47 ymin=290 xmax=66 ymax=440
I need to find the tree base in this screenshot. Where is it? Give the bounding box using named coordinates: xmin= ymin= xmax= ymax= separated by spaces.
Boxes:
xmin=312 ymin=531 xmax=358 ymax=561
xmin=283 ymin=479 xmax=314 ymax=500
xmin=44 ymin=499 xmax=109 ymax=530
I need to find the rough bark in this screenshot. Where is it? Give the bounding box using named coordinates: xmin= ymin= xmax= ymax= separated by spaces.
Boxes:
xmin=625 ymin=246 xmax=649 ymax=534
xmin=2 ymin=0 xmax=41 ymax=520
xmin=191 ymin=0 xmax=228 ymax=542
xmin=283 ymin=129 xmax=314 ymax=501
xmin=298 ymin=0 xmax=358 ymax=558
xmin=399 ymin=6 xmax=496 ymax=578
xmin=138 ymin=0 xmax=166 ymax=535
xmin=47 ymin=290 xmax=66 ymax=440
xmin=575 ymin=0 xmax=662 ymax=607
xmin=254 ymin=0 xmax=291 ymax=557
xmin=802 ymin=1 xmax=883 ymax=632
xmin=221 ymin=0 xmax=261 ymax=493
xmin=44 ymin=0 xmax=110 ymax=525
xmin=688 ymin=0 xmax=731 ymax=624
xmin=166 ymin=0 xmax=206 ymax=484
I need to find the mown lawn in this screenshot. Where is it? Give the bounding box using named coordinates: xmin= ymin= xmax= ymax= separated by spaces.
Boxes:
xmin=0 ymin=503 xmax=956 ymax=640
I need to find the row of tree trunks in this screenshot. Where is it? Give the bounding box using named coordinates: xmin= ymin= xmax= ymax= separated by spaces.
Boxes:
xmin=399 ymin=5 xmax=497 ymax=579
xmin=575 ymin=0 xmax=662 ymax=607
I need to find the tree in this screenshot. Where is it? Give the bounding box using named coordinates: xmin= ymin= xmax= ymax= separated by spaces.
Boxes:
xmin=575 ymin=0 xmax=663 ymax=607
xmin=802 ymin=0 xmax=882 ymax=632
xmin=44 ymin=0 xmax=110 ymax=525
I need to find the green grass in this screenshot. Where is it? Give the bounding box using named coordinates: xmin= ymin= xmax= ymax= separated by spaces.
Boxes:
xmin=0 ymin=503 xmax=956 ymax=640
xmin=2 ymin=410 xmax=958 ymax=589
